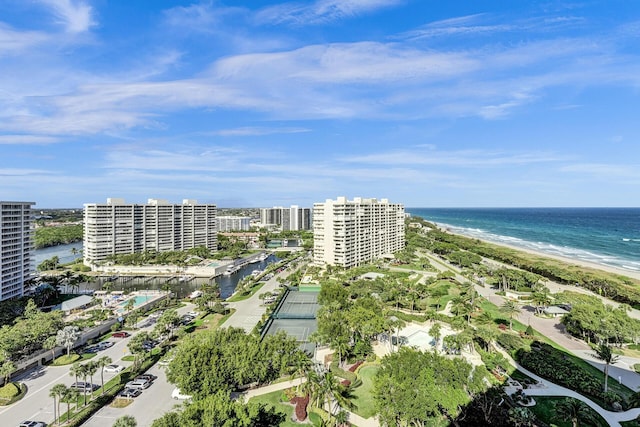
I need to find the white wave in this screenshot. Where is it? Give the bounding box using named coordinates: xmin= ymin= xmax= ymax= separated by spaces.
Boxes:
xmin=436 ymin=223 xmax=638 ymax=273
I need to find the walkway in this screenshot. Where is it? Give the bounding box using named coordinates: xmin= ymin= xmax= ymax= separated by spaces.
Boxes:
xmin=498 ymin=349 xmax=640 ymax=426
xmin=243 ymin=379 xmax=380 ymax=427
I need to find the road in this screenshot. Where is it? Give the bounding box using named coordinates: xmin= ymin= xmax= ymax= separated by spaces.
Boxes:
xmin=224 ymin=258 xmax=305 ymax=332
xmin=1 ymin=336 xmax=133 ymax=427
xmin=419 ymin=251 xmax=640 ymax=389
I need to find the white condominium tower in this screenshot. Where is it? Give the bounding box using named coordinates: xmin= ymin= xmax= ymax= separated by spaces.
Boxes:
xmin=0 ymin=201 xmax=35 ymax=301
xmin=260 ymin=205 xmax=312 ymax=230
xmin=217 ymin=216 xmax=251 ymax=232
xmin=313 ymin=197 xmax=405 ymax=268
xmin=83 ymin=198 xmax=217 ymax=266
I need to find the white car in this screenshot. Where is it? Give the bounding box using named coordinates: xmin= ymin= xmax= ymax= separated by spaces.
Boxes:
xmin=171 ymin=388 xmax=192 ymax=400
xmin=104 ymin=364 xmax=124 ymax=373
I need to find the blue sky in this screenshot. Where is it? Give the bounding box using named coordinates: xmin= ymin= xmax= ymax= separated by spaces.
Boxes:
xmin=1 ymin=0 xmax=639 ymax=208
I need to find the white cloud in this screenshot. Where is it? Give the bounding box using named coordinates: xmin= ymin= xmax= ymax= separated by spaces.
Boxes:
xmin=37 ymin=0 xmax=94 ymax=33
xmin=211 ymin=127 xmax=311 ymax=136
xmin=0 ymin=135 xmax=59 ymax=144
xmin=0 ymin=23 xmax=50 ymax=54
xmin=256 ymin=0 xmax=402 ymax=25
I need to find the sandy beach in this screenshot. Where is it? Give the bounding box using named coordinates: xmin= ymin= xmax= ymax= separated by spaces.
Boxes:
xmin=442 ymin=227 xmax=640 ymax=282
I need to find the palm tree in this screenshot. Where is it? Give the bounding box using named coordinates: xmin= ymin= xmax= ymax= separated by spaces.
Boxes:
xmin=113 ymin=415 xmax=138 ymax=427
xmin=291 ymin=351 xmax=312 ymax=392
xmin=97 ymin=356 xmax=113 ymax=395
xmin=554 ymin=398 xmax=597 ymax=427
xmin=61 ymin=385 xmax=79 ymax=421
xmin=43 ymin=335 xmax=58 ymax=362
xmin=56 ymin=325 xmax=81 ymax=356
xmin=429 ymin=322 xmax=442 ymax=353
xmin=500 ymin=300 xmax=521 ymax=330
xmin=593 ymin=343 xmax=619 ymax=393
xmin=85 ymin=361 xmax=98 ymax=402
xmin=78 ymin=363 xmax=90 ymax=406
xmin=50 ymin=383 xmax=67 ymax=425
xmin=70 ymin=362 xmax=83 ymax=383
xmin=531 ymin=288 xmax=552 ymax=314
xmin=333 ymin=409 xmax=349 ymax=427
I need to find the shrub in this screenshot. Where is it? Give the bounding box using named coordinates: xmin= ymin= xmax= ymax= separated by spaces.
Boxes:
xmin=0 ymin=382 xmax=20 ymax=399
xmin=496 ymin=333 xmax=529 ymax=354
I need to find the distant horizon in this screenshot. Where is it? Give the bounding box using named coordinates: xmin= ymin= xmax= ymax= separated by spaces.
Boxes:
xmin=31 ymin=205 xmax=640 ymax=210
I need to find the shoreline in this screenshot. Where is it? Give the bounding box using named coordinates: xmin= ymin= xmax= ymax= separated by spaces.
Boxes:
xmin=440 ymin=227 xmax=640 ymax=282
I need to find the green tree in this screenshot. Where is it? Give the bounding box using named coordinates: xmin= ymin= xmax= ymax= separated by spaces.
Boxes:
xmin=429 ymin=322 xmax=442 ymax=353
xmin=554 ymin=398 xmax=596 ymax=427
xmin=50 ymin=383 xmax=67 ymax=425
xmin=43 ymin=335 xmax=58 ymax=361
xmin=500 ymin=300 xmax=521 ymax=330
xmin=113 ymin=415 xmax=137 ymax=427
xmin=61 ymin=385 xmax=79 ymax=419
xmin=0 ymin=359 xmax=15 ymax=386
xmin=97 ymin=355 xmax=113 ymax=395
xmin=592 ymin=343 xmax=619 ymax=393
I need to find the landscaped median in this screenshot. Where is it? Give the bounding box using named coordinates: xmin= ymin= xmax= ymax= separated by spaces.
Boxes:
xmin=55 ymin=350 xmax=165 ymax=426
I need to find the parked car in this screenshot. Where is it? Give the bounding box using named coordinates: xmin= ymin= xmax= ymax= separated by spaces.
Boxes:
xmin=112 ymin=331 xmax=130 ymax=338
xmin=135 ymin=374 xmax=157 ymax=382
xmin=70 ymin=382 xmax=98 ymax=391
xmin=97 ymin=341 xmax=114 ymax=349
xmin=19 ymin=422 xmax=47 ymax=427
xmin=117 ymin=388 xmax=142 ymax=398
xmin=171 ymin=388 xmax=192 ymax=400
xmin=103 ymin=364 xmax=124 ymax=373
xmin=186 ymin=311 xmax=199 ymax=317
xmin=125 ymin=379 xmax=151 ymax=390
xmin=83 ymin=345 xmax=99 ymax=354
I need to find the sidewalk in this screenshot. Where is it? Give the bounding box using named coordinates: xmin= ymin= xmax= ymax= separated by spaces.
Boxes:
xmin=243 ymin=379 xmax=380 ymax=427
xmin=498 ymin=349 xmax=640 ymax=426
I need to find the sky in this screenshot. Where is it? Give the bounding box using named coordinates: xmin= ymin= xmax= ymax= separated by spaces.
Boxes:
xmin=1 ymin=0 xmax=639 ymax=208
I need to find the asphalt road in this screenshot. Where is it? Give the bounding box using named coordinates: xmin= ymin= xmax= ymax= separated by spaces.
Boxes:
xmin=1 ymin=336 xmax=133 ymax=427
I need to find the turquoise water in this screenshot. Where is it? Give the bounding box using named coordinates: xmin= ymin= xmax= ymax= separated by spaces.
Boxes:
xmin=117 ymin=295 xmax=147 ymax=309
xmin=407 ymin=208 xmax=640 ymax=273
xmin=207 ymin=262 xmax=219 ymax=267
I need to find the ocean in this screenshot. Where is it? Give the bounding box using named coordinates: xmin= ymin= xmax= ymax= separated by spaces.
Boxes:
xmin=406 ymin=208 xmax=640 ymax=273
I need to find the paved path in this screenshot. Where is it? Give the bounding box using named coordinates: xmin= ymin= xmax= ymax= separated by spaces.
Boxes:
xmin=224 ymin=258 xmax=305 ymax=332
xmin=243 ymin=379 xmax=379 ymax=427
xmin=498 ymin=349 xmax=640 ymax=426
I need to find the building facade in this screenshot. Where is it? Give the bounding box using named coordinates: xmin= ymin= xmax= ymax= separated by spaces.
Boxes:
xmin=313 ymin=197 xmax=405 ymax=268
xmin=259 ymin=205 xmax=312 ymax=231
xmin=83 ymin=198 xmax=217 ymax=266
xmin=0 ymin=201 xmax=35 ymax=301
xmin=217 ymin=216 xmax=251 ymax=232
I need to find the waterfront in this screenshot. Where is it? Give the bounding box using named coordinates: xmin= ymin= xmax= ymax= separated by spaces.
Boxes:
xmin=34 ymin=241 xmax=83 ymax=266
xmin=79 ymin=254 xmax=279 ymax=299
xmin=408 ymin=207 xmax=640 ymax=273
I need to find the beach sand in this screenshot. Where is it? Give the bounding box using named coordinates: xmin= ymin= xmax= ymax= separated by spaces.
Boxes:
xmin=442 ymin=228 xmax=640 ymax=282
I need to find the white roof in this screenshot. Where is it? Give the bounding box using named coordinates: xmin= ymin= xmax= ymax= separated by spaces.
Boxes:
xmin=544 ymin=306 xmax=569 ymax=315
xmin=61 ymin=295 xmax=93 ymax=311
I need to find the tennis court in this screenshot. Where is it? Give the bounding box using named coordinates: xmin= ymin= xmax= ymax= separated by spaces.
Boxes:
xmin=273 ymin=291 xmax=319 ymax=319
xmin=264 ymin=318 xmax=317 ymax=342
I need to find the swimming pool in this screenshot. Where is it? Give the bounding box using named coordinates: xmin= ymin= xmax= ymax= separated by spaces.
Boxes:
xmin=116 ymin=295 xmax=148 ymax=312
xmin=207 ymin=262 xmax=219 ymax=267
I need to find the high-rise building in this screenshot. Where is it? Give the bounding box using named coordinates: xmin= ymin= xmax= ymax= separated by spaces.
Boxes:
xmin=259 ymin=205 xmax=312 ymax=231
xmin=217 ymin=216 xmax=251 ymax=232
xmin=83 ymin=198 xmax=217 ymax=266
xmin=313 ymin=197 xmax=405 ymax=268
xmin=0 ymin=201 xmax=35 ymax=301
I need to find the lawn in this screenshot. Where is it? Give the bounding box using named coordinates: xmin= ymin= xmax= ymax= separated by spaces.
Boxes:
xmin=352 ymin=365 xmax=379 ymax=419
xmin=248 ymin=389 xmax=299 ymax=427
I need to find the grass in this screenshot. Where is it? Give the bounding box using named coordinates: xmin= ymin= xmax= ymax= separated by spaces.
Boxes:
xmin=248 ymin=389 xmax=300 ymax=427
xmin=52 ymin=353 xmax=82 ymax=365
xmin=352 ymin=365 xmax=379 ymax=419
xmin=226 ymin=281 xmax=268 ymax=302
xmin=529 ymin=396 xmax=609 ymax=427
xmin=110 ymin=397 xmax=134 ymax=408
